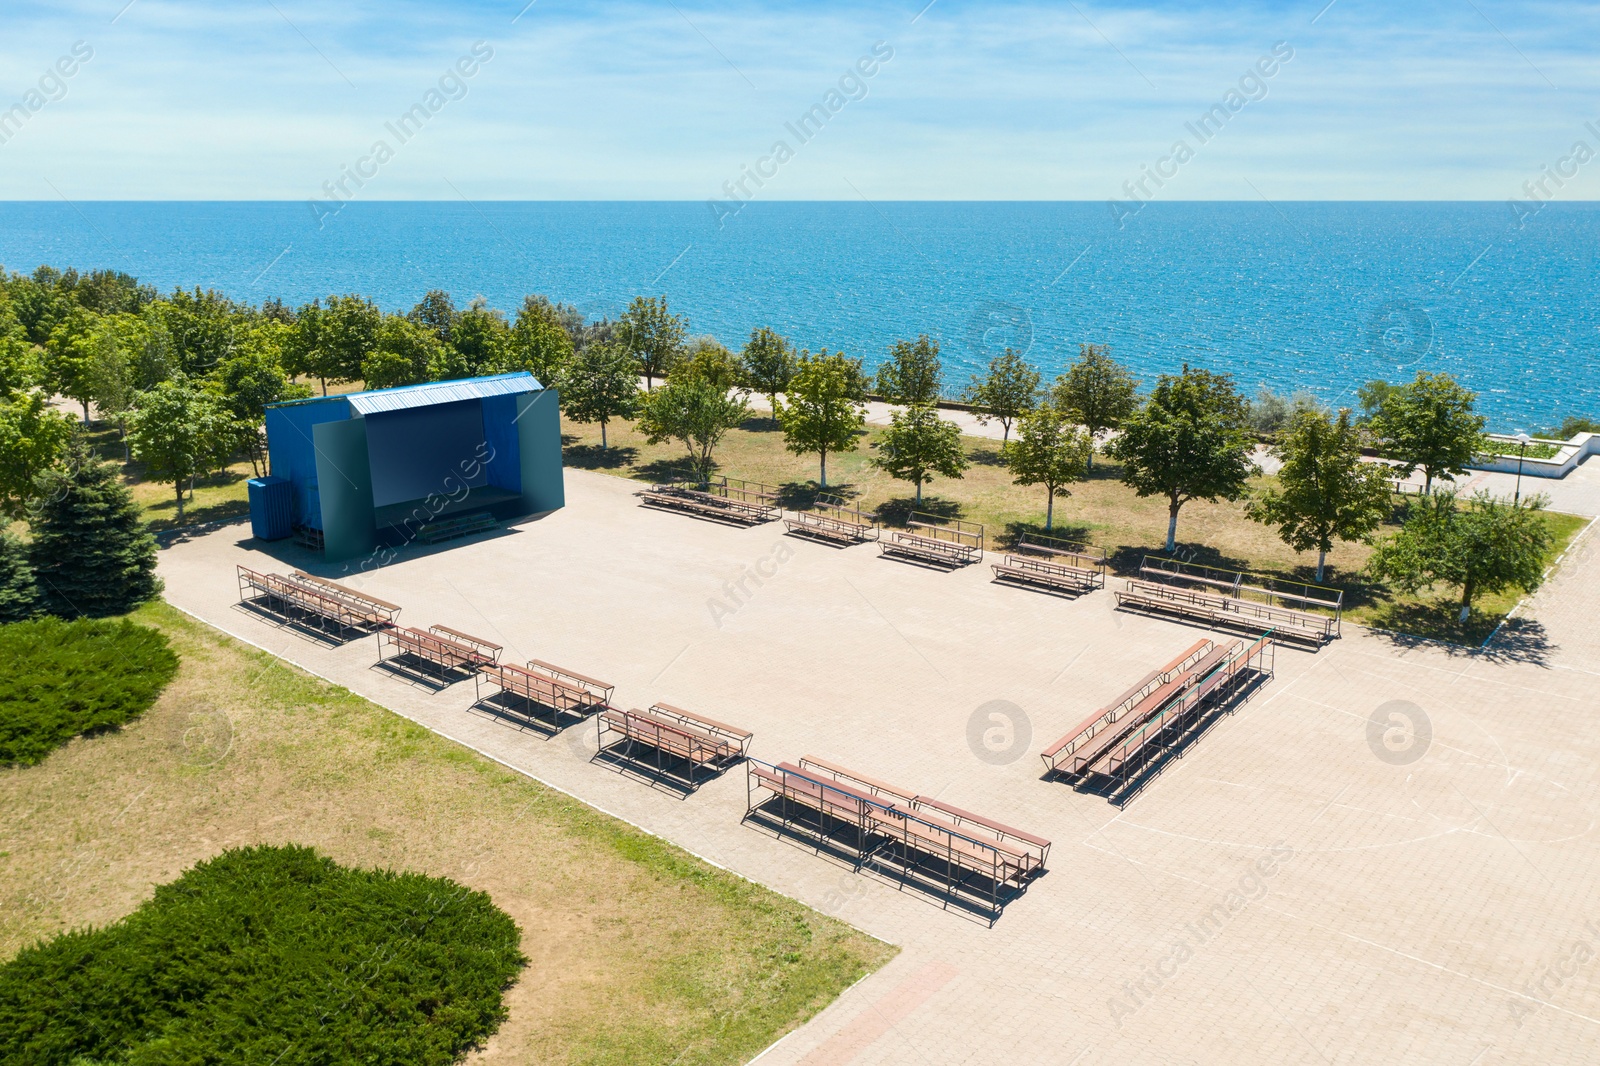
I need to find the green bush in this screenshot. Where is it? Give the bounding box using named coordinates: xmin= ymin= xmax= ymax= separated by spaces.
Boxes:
xmin=0 ymin=616 xmax=179 ymax=767
xmin=0 ymin=845 xmax=526 ymax=1065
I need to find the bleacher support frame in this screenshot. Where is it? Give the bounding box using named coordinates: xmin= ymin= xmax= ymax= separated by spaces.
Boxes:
xmin=783 ymin=494 xmax=880 ymax=545
xmin=879 ymin=512 xmax=985 ymax=568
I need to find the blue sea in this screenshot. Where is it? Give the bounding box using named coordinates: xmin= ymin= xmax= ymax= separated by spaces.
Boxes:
xmin=0 ymin=201 xmax=1594 ymax=430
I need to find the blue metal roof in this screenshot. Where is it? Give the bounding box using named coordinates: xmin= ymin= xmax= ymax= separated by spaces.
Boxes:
xmin=267 ymin=372 xmax=543 ymax=416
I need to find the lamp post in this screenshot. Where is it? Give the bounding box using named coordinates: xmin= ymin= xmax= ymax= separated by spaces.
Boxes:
xmin=1513 ymin=431 xmax=1531 ymax=506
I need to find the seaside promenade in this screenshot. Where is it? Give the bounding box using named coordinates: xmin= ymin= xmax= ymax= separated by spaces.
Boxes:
xmin=158 ymin=466 xmax=1600 ymax=1064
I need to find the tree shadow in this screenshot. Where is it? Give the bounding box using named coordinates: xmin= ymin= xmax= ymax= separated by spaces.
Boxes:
xmin=1362 ymin=599 xmax=1500 ymax=650
xmin=998 ymin=520 xmax=1095 ymax=552
xmin=776 ymin=481 xmax=863 ymax=510
xmin=967 ymin=445 xmax=1007 ymax=468
xmin=1082 ymin=458 xmax=1125 ymax=481
xmin=738 ymin=415 xmax=782 ymax=433
xmin=1108 ymin=541 xmax=1255 ymax=578
xmin=634 ymin=455 xmax=700 ymax=484
xmin=1480 ymin=616 xmax=1556 ymax=667
xmin=876 ymin=495 xmax=963 ymax=527
xmin=563 ymin=443 xmax=639 ymax=470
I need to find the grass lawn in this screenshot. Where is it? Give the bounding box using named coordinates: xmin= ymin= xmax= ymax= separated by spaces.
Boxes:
xmin=0 ymin=602 xmax=895 ymax=1064
xmin=562 ymin=413 xmax=1592 ymax=645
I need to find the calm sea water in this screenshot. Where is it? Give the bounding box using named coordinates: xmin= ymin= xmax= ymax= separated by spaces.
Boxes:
xmin=0 ymin=201 xmax=1594 ymax=430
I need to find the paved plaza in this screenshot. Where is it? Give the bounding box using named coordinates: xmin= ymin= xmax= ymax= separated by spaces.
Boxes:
xmin=159 ymin=468 xmax=1600 ymax=1065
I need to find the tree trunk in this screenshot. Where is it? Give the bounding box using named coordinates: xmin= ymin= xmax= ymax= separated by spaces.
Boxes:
xmin=1045 ymin=489 xmax=1054 ymax=530
xmin=1166 ymin=500 xmax=1180 ymax=552
xmin=915 ymin=478 xmax=923 ymax=505
xmin=82 ymin=399 xmax=91 ymax=425
xmin=175 ymin=481 xmax=185 ymax=522
xmin=600 ymin=419 xmax=608 ymax=451
xmin=320 ymin=376 xmax=328 ymax=397
xmin=1315 ymin=550 xmax=1326 ymax=584
xmin=1424 ymin=468 xmax=1433 ymax=494
xmin=1458 ymin=579 xmax=1474 ymax=623
xmin=819 ymin=450 xmax=827 ymax=488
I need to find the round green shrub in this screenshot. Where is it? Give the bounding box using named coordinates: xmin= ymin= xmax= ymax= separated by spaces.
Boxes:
xmin=0 ymin=845 xmax=526 ymax=1065
xmin=0 ymin=616 xmax=179 ymax=767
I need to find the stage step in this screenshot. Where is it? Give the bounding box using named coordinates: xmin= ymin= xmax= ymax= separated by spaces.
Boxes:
xmin=294 ymin=524 xmax=325 ymax=551
xmin=415 ymin=510 xmax=497 ymax=544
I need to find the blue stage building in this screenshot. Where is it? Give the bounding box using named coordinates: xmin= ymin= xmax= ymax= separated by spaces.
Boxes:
xmin=248 ymin=372 xmax=564 ymax=561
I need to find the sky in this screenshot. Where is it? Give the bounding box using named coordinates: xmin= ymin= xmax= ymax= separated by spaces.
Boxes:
xmin=1 ymin=0 xmax=1597 ymax=202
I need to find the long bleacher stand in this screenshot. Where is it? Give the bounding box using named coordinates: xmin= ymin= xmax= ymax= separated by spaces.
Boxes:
xmin=377 ymin=624 xmax=502 ymax=686
xmin=880 ymin=512 xmax=984 ymax=569
xmin=474 ymin=659 xmax=615 ymax=734
xmin=236 ymin=565 xmax=400 ymax=641
xmin=636 ymin=476 xmax=781 ymax=526
xmin=990 ymin=533 xmax=1107 ymax=596
xmin=597 ymin=702 xmax=753 ymax=790
xmin=744 ymin=754 xmax=1050 ymax=923
xmin=1115 ymin=555 xmax=1342 ymax=646
xmin=1041 ymin=635 xmax=1275 ymax=800
xmin=783 ymin=494 xmax=880 ymax=546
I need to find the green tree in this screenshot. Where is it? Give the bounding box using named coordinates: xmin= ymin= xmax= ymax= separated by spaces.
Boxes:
xmin=1371 ymin=371 xmax=1487 ymax=493
xmin=1355 ymin=379 xmax=1397 ymax=423
xmin=44 ymin=305 xmax=99 ymax=423
xmin=1106 ymin=365 xmax=1256 ymax=552
xmin=875 ymin=334 xmax=943 ymax=406
xmin=0 ymin=391 xmax=75 ymax=521
xmin=559 ymin=340 xmax=638 ymax=451
xmin=408 ymin=289 xmax=458 ymax=343
xmin=778 ymin=350 xmax=866 ymax=487
xmin=872 ymin=403 xmax=967 ymax=505
xmin=740 ymin=327 xmax=797 ymax=416
xmin=432 ymin=300 xmax=511 ymax=381
xmin=0 ymin=530 xmax=39 ymax=623
xmin=362 ymin=315 xmax=441 ymax=390
xmin=1007 ymin=402 xmax=1091 ymax=530
xmin=28 ymin=443 xmax=161 ymax=617
xmin=0 ymin=304 xmax=43 ymax=397
xmin=965 ymin=348 xmax=1040 ymax=449
xmin=508 ymin=295 xmax=575 ymax=386
xmin=1246 ymin=386 xmax=1327 ymax=437
xmin=318 ymin=295 xmax=381 ymax=392
xmin=1053 ymin=343 xmax=1138 ymax=471
xmin=1247 ymin=409 xmax=1393 ymax=582
xmin=1368 ymin=490 xmax=1554 ymax=623
xmin=128 ymin=378 xmax=236 ymax=522
xmin=83 ymin=313 xmax=154 ymax=459
xmin=671 ymin=339 xmax=742 ymax=392
xmin=636 ymin=375 xmax=749 ymax=482
xmin=620 ymin=295 xmax=686 ymax=390
xmin=213 ymin=352 xmax=311 ymax=476
xmin=145 ymin=288 xmax=238 ymax=377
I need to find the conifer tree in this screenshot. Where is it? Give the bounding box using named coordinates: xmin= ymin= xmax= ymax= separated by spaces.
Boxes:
xmin=29 ymin=444 xmax=161 ymax=617
xmin=0 ymin=530 xmax=39 ymax=623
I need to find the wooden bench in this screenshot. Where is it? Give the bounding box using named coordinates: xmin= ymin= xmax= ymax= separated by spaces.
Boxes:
xmin=636 ymin=477 xmax=780 ymax=525
xmin=287 ymin=571 xmax=402 ymax=625
xmin=752 ymin=757 xmax=1051 ymax=897
xmin=991 ymin=536 xmax=1107 ymax=595
xmin=1116 ymin=580 xmax=1332 ymax=644
xmin=1087 ymin=637 xmax=1269 ymax=782
xmin=428 ymin=624 xmax=501 ymax=664
xmin=1076 ymin=641 xmax=1241 ymax=780
xmin=784 ymin=497 xmax=880 ymax=545
xmin=475 ymin=660 xmax=614 ymax=726
xmin=377 ymin=625 xmax=495 ymax=684
xmin=598 ymin=702 xmax=752 ymax=786
xmin=748 ymin=759 xmax=893 ymax=831
xmin=1041 ymin=639 xmax=1213 ymax=776
xmin=880 ymin=513 xmax=984 ymax=568
xmin=237 ymin=565 xmax=373 ymax=635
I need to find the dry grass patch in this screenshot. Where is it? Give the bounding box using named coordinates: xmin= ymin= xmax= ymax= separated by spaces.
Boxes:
xmin=0 ymin=601 xmax=893 ymax=1065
